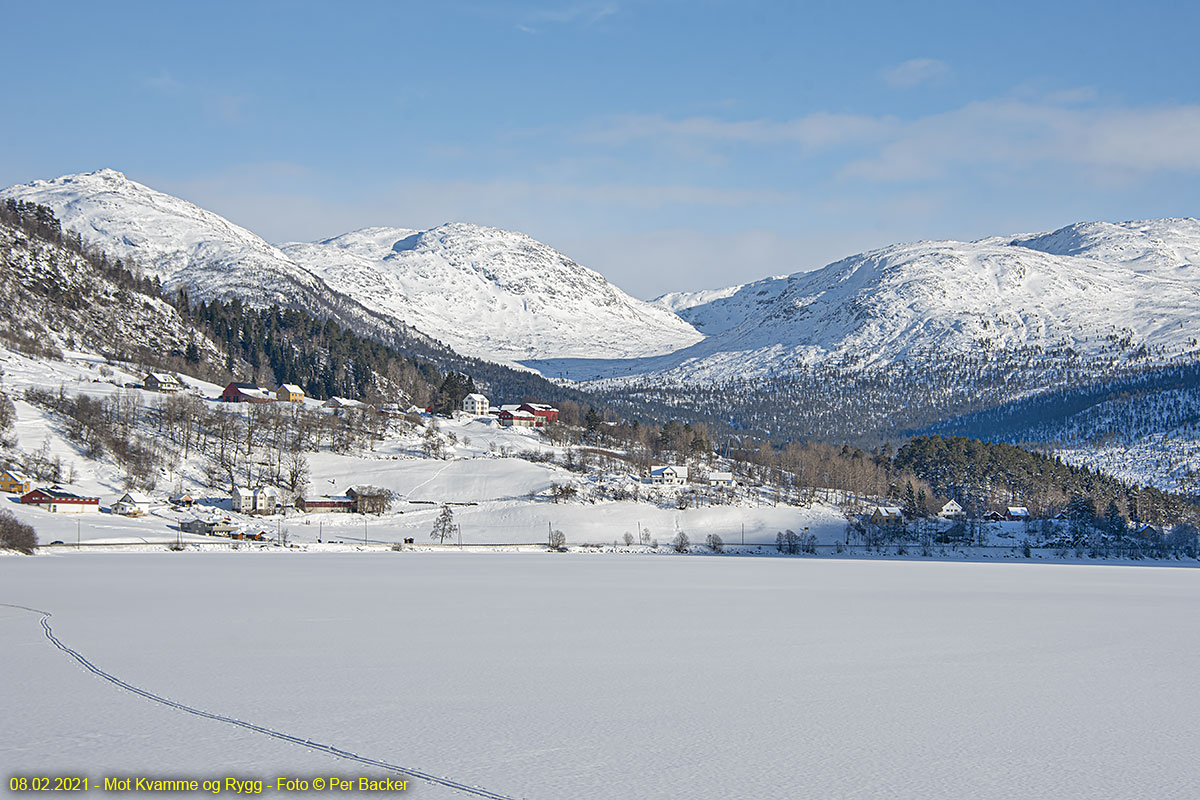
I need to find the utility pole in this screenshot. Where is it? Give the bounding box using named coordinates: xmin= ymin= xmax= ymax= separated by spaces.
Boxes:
xmin=77 ymin=519 xmax=81 ymax=550
xmin=548 ymin=520 xmax=552 ymax=547
xmin=741 ymin=523 xmax=744 ymax=546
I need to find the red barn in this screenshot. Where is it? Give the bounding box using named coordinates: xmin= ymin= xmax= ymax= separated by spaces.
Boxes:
xmin=21 ymin=487 xmax=100 ymax=513
xmin=498 ymin=407 xmax=539 ymax=428
xmin=518 ymin=403 xmax=559 ymax=424
xmin=220 ymin=382 xmax=274 ymax=403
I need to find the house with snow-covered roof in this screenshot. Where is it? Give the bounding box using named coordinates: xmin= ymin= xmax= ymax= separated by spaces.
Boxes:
xmin=462 ymin=393 xmax=489 ymax=416
xmin=113 ymin=491 xmax=153 ymax=516
xmin=21 ymin=486 xmax=100 ymax=513
xmin=1006 ymin=506 xmax=1031 ymax=521
xmin=276 ymin=384 xmax=305 ymax=403
xmin=1 ymin=469 xmax=32 ymax=494
xmin=221 ymin=382 xmax=274 ymax=403
xmin=144 ymin=372 xmax=184 ymax=393
xmin=498 ymin=405 xmax=539 ymax=427
xmin=649 ymin=465 xmax=688 ymax=485
xmin=870 ymin=506 xmax=904 ymax=526
xmin=518 ymin=402 xmax=559 ymax=423
xmin=939 ymin=499 xmax=964 ymax=519
xmin=708 ymin=471 xmax=734 ymax=486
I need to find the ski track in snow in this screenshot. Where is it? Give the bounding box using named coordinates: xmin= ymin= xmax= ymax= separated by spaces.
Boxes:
xmin=0 ymin=603 xmax=524 ymax=800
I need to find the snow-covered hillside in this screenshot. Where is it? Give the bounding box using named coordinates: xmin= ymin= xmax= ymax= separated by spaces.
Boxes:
xmin=556 ymin=219 xmax=1200 ymax=383
xmin=1 ymin=171 xmax=701 ymax=367
xmin=281 ymin=224 xmax=702 ymax=363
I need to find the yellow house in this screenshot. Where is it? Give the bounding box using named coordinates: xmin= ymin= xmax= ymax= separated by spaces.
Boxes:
xmin=276 ymin=384 xmax=305 ymax=404
xmin=1 ymin=469 xmax=32 ymax=494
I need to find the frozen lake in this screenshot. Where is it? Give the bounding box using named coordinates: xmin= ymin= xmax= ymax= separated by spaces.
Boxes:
xmin=3 ymin=553 xmax=1198 ymax=798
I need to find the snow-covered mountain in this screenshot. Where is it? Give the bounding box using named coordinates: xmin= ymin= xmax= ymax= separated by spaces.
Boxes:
xmin=553 ymin=220 xmax=1200 ymax=383
xmin=1 ymin=170 xmax=701 ymax=366
xmin=281 ymin=223 xmax=703 ymax=363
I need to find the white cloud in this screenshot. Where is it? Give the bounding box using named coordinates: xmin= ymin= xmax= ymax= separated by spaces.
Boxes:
xmin=880 ymin=58 xmax=950 ymax=89
xmin=582 ymin=111 xmax=896 ymax=150
xmin=843 ymin=99 xmax=1200 ymax=181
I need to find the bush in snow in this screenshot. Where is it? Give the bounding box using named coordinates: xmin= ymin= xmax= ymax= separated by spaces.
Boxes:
xmin=0 ymin=512 xmax=38 ymax=554
xmin=672 ymin=532 xmax=690 ymax=553
xmin=705 ymin=533 xmax=723 ymax=553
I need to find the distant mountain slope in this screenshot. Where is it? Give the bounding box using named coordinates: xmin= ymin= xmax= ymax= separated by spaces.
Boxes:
xmin=563 ymin=220 xmax=1200 ymax=383
xmin=281 ymin=223 xmax=703 ymax=363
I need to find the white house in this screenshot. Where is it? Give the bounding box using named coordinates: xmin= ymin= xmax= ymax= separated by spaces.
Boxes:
xmin=253 ymin=486 xmax=281 ymax=514
xmin=649 ymin=465 xmax=689 ymax=485
xmin=112 ymin=491 xmax=153 ymax=516
xmin=708 ymin=471 xmax=734 ymax=486
xmin=462 ymin=393 xmax=489 ymax=416
xmin=939 ymin=499 xmax=964 ymax=519
xmin=231 ymin=487 xmax=254 ymax=514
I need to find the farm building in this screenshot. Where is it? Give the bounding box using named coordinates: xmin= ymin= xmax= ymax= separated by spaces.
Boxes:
xmin=498 ymin=405 xmax=539 ymax=428
xmin=462 ymin=393 xmax=490 ymax=416
xmin=298 ymin=495 xmax=354 ymax=512
xmin=170 ymin=492 xmax=197 ymax=507
xmin=518 ymin=403 xmax=559 ymax=423
xmin=20 ymin=487 xmax=100 ymax=513
xmin=144 ymin=372 xmax=184 ymax=393
xmin=649 ymin=465 xmax=689 ymax=485
xmin=220 ymin=382 xmax=274 ymax=403
xmin=112 ymin=491 xmax=153 ymax=516
xmin=1 ymin=469 xmax=32 ymax=494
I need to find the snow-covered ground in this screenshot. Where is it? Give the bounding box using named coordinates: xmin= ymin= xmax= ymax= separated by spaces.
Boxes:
xmin=4 ymin=554 xmax=1199 ymax=798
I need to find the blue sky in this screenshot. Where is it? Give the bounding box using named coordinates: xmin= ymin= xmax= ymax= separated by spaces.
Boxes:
xmin=3 ymin=0 xmax=1199 ymax=298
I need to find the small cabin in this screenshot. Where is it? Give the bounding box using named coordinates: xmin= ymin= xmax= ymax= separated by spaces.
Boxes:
xmin=1006 ymin=506 xmax=1031 ymax=522
xmin=708 ymin=471 xmax=734 ymax=486
xmin=870 ymin=506 xmax=904 ymax=526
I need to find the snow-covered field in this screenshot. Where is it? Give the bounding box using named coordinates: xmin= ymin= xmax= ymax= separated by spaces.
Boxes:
xmin=4 ymin=554 xmax=1198 ymax=799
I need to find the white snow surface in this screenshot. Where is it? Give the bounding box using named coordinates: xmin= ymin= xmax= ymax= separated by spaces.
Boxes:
xmin=281 ymin=224 xmax=703 ymax=363
xmin=4 ymin=555 xmax=1199 ymax=799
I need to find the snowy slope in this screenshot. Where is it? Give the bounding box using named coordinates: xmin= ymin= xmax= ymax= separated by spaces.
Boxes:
xmin=558 ymin=220 xmax=1200 ymax=382
xmin=0 ymin=170 xmax=333 ymax=308
xmin=281 ymin=224 xmax=703 ymax=363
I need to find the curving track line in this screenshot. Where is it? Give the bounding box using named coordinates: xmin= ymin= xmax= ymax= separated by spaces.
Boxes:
xmin=1 ymin=603 xmax=523 ymax=800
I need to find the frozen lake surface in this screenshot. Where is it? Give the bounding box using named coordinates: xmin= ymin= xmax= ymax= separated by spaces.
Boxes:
xmin=3 ymin=553 xmax=1198 ymax=799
